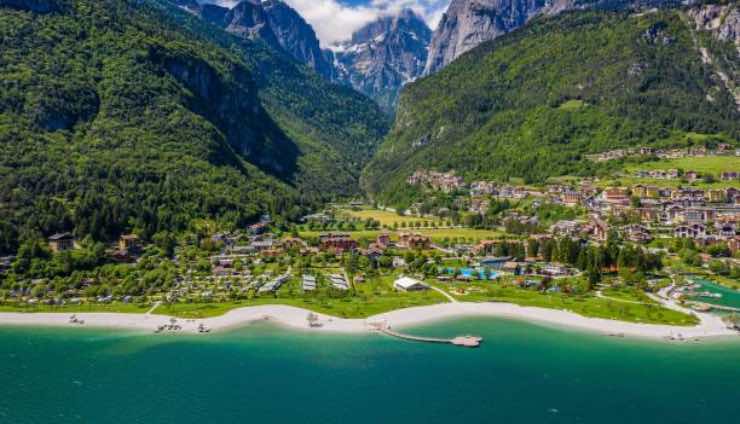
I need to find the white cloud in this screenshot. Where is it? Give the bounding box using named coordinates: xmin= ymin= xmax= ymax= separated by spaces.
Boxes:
xmin=200 ymin=1 xmax=450 ymax=46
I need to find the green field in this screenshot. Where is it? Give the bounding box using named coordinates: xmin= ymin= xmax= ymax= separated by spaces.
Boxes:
xmin=342 ymin=208 xmax=425 ymax=226
xmin=558 ymin=99 xmax=585 ymax=110
xmin=0 ymin=282 xmax=698 ymax=325
xmin=0 ymin=303 xmax=152 ymax=314
xmin=432 ymin=282 xmax=698 ymax=326
xmin=595 ymin=176 xmax=737 ymax=190
xmin=625 ymin=156 xmax=739 ymax=174
xmin=601 ymin=287 xmax=657 ymax=304
xmin=611 ymin=156 xmax=740 ymax=189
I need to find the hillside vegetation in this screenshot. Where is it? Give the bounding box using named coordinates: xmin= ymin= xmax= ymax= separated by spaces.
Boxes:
xmin=362 ymin=9 xmax=740 ymax=204
xmin=0 ymin=0 xmax=388 ymax=253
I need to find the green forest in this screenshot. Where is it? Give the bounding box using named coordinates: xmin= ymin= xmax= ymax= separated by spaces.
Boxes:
xmin=363 ymin=9 xmax=740 ymax=205
xmin=0 ymin=0 xmax=388 ymax=254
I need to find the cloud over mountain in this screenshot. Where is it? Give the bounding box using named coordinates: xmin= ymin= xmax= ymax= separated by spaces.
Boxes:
xmin=200 ymin=0 xmax=449 ymax=45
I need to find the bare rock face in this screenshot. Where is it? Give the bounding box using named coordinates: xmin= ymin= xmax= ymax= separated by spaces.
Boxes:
xmin=179 ymin=1 xmax=333 ymax=80
xmin=262 ymin=0 xmax=335 ymax=80
xmin=687 ymin=3 xmax=740 ymax=47
xmin=334 ymin=9 xmax=432 ymax=113
xmin=424 ymin=0 xmax=682 ymax=75
xmin=686 ymin=3 xmax=740 ymax=110
xmin=424 ymin=0 xmax=550 ymax=75
xmin=222 ymin=0 xmax=281 ymax=48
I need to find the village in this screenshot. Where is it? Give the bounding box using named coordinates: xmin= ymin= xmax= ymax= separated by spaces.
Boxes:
xmin=0 ymin=148 xmax=738 ymax=327
xmin=1 ymin=169 xmax=739 ymax=329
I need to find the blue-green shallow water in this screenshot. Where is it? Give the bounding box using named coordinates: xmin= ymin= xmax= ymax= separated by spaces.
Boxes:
xmin=1 ymin=318 xmax=739 ymax=424
xmin=689 ymin=277 xmax=740 ymax=309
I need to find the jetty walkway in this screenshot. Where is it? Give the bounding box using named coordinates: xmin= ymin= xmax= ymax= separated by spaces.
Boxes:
xmin=371 ymin=322 xmax=482 ymax=348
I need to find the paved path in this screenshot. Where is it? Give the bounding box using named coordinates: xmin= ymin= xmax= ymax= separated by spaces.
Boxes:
xmin=146 ymin=301 xmax=161 ymax=316
xmin=431 ymin=286 xmax=458 ymax=303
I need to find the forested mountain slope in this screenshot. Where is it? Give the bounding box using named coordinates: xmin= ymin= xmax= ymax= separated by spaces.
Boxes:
xmin=0 ymin=0 xmax=388 ymax=253
xmin=154 ymin=0 xmax=390 ymax=192
xmin=362 ymin=8 xmax=740 ymax=204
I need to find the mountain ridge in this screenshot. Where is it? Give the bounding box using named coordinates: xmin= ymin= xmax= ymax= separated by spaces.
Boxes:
xmin=363 ymin=7 xmax=740 ymax=204
xmin=424 ymin=0 xmax=689 ymax=75
xmin=0 ymin=0 xmax=388 ymax=245
xmin=333 ymin=8 xmax=432 ymax=113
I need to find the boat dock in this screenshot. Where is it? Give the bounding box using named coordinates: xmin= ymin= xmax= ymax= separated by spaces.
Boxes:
xmin=371 ymin=322 xmax=482 ymax=348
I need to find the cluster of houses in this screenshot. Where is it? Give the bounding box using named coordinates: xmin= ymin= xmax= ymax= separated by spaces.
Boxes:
xmin=407 ymin=169 xmax=535 ymax=202
xmin=633 ymin=169 xmax=738 ymax=182
xmin=46 ymin=232 xmax=143 ymax=261
xmin=586 ymin=144 xmax=738 ymax=162
xmin=407 ymin=170 xmax=465 ymax=193
xmin=553 ymin=184 xmax=740 ymax=252
xmin=313 ymin=231 xmax=433 ymax=257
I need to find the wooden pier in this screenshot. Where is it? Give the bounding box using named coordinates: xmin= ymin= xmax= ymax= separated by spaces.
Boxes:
xmin=371 ymin=322 xmax=482 ymax=348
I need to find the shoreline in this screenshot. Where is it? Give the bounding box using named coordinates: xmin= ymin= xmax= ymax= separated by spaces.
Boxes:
xmin=0 ymin=301 xmax=736 ymax=341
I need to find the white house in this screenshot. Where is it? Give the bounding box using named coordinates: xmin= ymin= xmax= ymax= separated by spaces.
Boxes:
xmin=393 ymin=277 xmax=429 ymax=292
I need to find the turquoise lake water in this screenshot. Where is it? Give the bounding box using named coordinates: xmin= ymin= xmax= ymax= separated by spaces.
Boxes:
xmin=1 ymin=318 xmax=739 ymax=423
xmin=689 ymin=277 xmax=740 ymax=309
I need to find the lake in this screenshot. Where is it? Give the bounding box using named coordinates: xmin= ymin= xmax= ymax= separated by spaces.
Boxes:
xmin=1 ymin=317 xmax=739 ymax=423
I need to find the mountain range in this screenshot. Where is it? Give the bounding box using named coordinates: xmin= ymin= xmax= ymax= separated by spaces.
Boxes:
xmin=0 ymin=0 xmax=737 ymax=249
xmin=332 ymin=8 xmax=432 ymax=113
xmin=169 ymin=1 xmax=718 ymax=111
xmin=362 ymin=3 xmax=740 ymax=204
xmin=175 ymin=0 xmax=434 ymax=112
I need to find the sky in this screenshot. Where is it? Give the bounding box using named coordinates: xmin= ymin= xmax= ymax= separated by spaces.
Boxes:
xmin=200 ymin=0 xmax=451 ymax=46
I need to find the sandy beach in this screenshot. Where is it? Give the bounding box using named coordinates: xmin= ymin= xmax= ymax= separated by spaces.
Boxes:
xmin=0 ymin=301 xmax=736 ymax=340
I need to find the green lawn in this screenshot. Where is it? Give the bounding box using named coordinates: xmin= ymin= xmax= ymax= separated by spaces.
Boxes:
xmin=0 ymin=302 xmax=152 ymax=314
xmin=416 ymin=228 xmax=506 ymax=242
xmin=596 ymin=176 xmax=737 ymax=190
xmin=601 ymin=287 xmax=657 ymax=304
xmin=0 ymin=275 xmax=700 ymax=325
xmin=624 ymin=156 xmax=739 ymax=175
xmin=342 ymin=208 xmax=425 ymax=226
xmin=609 ymin=156 xmax=740 ymax=189
xmin=558 ymin=99 xmax=585 ymax=110
xmin=433 ymin=282 xmax=698 ymax=326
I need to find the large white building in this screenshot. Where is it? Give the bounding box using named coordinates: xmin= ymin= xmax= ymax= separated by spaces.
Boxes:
xmin=393 ymin=277 xmax=429 ymax=292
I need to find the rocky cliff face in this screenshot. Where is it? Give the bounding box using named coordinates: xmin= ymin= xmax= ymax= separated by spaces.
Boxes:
xmin=334 ymin=9 xmax=432 ymax=113
xmin=424 ymin=0 xmax=548 ymax=75
xmin=687 ymin=3 xmax=739 ymax=48
xmin=424 ymin=0 xmax=682 ymax=75
xmin=262 ymin=0 xmax=335 ymax=80
xmin=221 ymin=0 xmax=281 ymax=48
xmin=686 ymin=3 xmax=740 ymax=110
xmin=180 ymin=1 xmax=334 ymax=79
